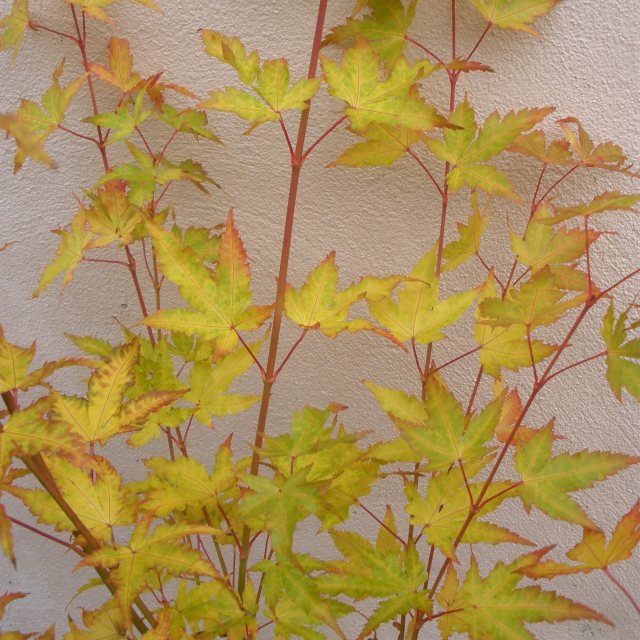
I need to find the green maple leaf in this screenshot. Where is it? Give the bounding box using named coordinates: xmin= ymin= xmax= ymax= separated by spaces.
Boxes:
xmin=0 ymin=0 xmax=29 ymax=61
xmin=425 ymin=99 xmax=553 ymax=200
xmin=474 ymin=275 xmax=557 ymax=378
xmin=200 ymin=31 xmax=320 ymax=126
xmin=469 ymin=0 xmax=560 ymax=36
xmin=65 ymin=601 xmax=127 ymax=640
xmin=81 ymin=520 xmax=221 ymax=626
xmin=98 ymin=142 xmax=212 ymax=205
xmin=600 ymin=303 xmax=640 ymax=401
xmin=318 ymin=521 xmax=430 ymax=639
xmin=366 ymin=374 xmax=503 ymax=471
xmin=156 ymin=104 xmax=221 ymax=143
xmin=436 ymin=549 xmax=609 ymax=640
xmin=442 ymin=192 xmax=490 ymax=272
xmin=322 ymin=39 xmax=445 ymax=133
xmin=514 ymin=423 xmax=640 ymax=527
xmin=368 ymin=245 xmax=478 ymax=344
xmin=479 ymin=268 xmax=583 ymax=329
xmin=139 ymin=440 xmax=235 ymax=516
xmin=186 ymin=338 xmax=263 ymax=424
xmin=238 ymin=469 xmax=321 ymax=555
xmin=284 ymin=251 xmax=402 ymax=341
xmin=511 ymin=204 xmax=600 ymax=272
xmin=521 ymin=501 xmax=640 ymax=579
xmin=67 ymin=0 xmax=160 ymax=24
xmin=14 ymin=456 xmax=137 ymax=544
xmin=143 ymin=210 xmax=272 ymax=356
xmin=85 ymin=91 xmax=150 ymax=145
xmin=323 ymin=0 xmax=418 ymax=67
xmin=329 ymin=123 xmax=420 ymax=168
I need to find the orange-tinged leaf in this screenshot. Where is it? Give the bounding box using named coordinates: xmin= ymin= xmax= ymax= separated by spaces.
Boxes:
xmin=543 ymin=191 xmax=640 ymax=225
xmin=143 ymin=210 xmax=271 ymax=356
xmin=436 ymin=550 xmax=609 ymax=640
xmin=0 ymin=504 xmax=15 ymax=565
xmin=0 ymin=326 xmax=35 ymax=394
xmin=521 ymin=501 xmax=640 ymax=579
xmin=90 ymin=37 xmax=141 ymax=93
xmin=508 ymin=129 xmax=572 ymax=164
xmin=514 ymin=423 xmax=640 ymax=528
xmin=201 ymin=30 xmax=260 ymax=85
xmin=469 ymin=0 xmax=560 ymax=36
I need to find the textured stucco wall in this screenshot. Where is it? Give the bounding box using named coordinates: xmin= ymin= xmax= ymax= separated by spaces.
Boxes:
xmin=1 ymin=1 xmax=639 ymax=638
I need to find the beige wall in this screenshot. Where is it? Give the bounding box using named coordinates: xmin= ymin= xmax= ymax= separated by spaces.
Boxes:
xmin=1 ymin=1 xmax=639 ymax=637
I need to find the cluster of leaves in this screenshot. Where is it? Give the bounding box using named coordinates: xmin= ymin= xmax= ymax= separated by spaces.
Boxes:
xmin=1 ymin=0 xmax=639 ymax=639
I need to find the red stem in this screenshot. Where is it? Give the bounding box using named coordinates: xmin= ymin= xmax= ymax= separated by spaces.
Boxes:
xmin=279 ymin=118 xmax=295 ymax=160
xmin=544 ymin=351 xmax=607 ymax=383
xmin=58 ymin=124 xmax=100 ymax=146
xmin=234 ymin=329 xmax=266 ymax=379
xmin=272 ymin=327 xmax=309 ymax=382
xmin=603 ymin=567 xmax=640 ymax=618
xmin=404 ymin=35 xmax=445 ymax=65
xmin=8 ymin=515 xmax=84 ymax=555
xmin=465 ymin=22 xmax=491 ymax=61
xmin=407 ymin=148 xmax=445 ymax=198
xmin=29 ymin=20 xmax=78 ymax=43
xmin=357 ymin=500 xmax=407 ymax=547
xmin=301 ymin=115 xmax=347 ymax=163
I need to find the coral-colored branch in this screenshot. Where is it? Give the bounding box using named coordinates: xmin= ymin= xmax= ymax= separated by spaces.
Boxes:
xmin=29 ymin=20 xmax=78 ymax=43
xmin=357 ymin=500 xmax=407 ymax=547
xmin=234 ymin=329 xmax=266 ymax=379
xmin=272 ymin=327 xmax=309 ymax=382
xmin=408 ymin=148 xmax=445 ymax=198
xmin=466 ymin=22 xmax=492 ymax=61
xmin=8 ymin=515 xmax=85 ymax=555
xmin=301 ymin=115 xmax=347 ymax=163
xmin=603 ymin=567 xmax=640 ymax=618
xmin=404 ymin=35 xmax=445 ymax=65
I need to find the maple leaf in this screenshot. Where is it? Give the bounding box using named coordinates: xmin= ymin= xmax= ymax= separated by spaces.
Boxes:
xmin=80 ymin=520 xmax=221 ymax=625
xmin=139 ymin=440 xmax=235 ymax=516
xmin=86 ymin=91 xmax=151 ymax=145
xmin=600 ymin=302 xmax=640 ymax=401
xmin=318 ymin=525 xmax=431 ymax=639
xmin=322 ymin=39 xmax=444 ymax=133
xmin=543 ymin=191 xmax=640 ymax=225
xmin=329 ymin=123 xmax=420 ymax=168
xmin=200 ymin=31 xmax=320 ymax=126
xmin=0 ymin=112 xmax=53 ymax=172
xmin=186 ymin=338 xmax=263 ymax=424
xmin=0 ymin=0 xmax=29 ymax=61
xmin=442 ymin=192 xmax=490 ymax=272
xmin=474 ymin=274 xmax=557 ymax=378
xmin=11 ymin=60 xmax=86 ymax=170
xmin=469 ymin=0 xmax=560 ymax=37
xmin=0 ymin=326 xmax=34 ymax=395
xmin=156 ymin=104 xmax=221 ymax=143
xmin=50 ymin=340 xmax=179 ymax=445
xmin=425 ymin=99 xmax=553 ymax=200
xmin=238 ymin=469 xmax=321 ymax=555
xmin=479 ymin=267 xmax=583 ymax=329
xmin=368 ymin=245 xmax=478 ymax=344
xmin=323 ymin=0 xmax=417 ymax=67
xmin=436 ymin=549 xmax=609 ymax=640
xmin=143 ymin=210 xmax=272 ymax=356
xmin=65 ymin=602 xmax=127 ymax=640
xmin=366 ymin=375 xmax=504 ymax=471
xmin=510 ymin=204 xmax=600 ymax=271
xmin=170 ymin=224 xmax=221 ymax=263
xmin=405 ymin=467 xmax=531 ymax=559
xmin=521 ymin=501 xmax=640 ymax=579
xmin=99 ymin=142 xmax=212 ymax=205
xmin=508 ymin=129 xmax=572 ymax=164
xmin=558 ymin=117 xmax=636 ymax=173
xmin=33 ymin=208 xmax=92 ymax=297
xmin=514 ymin=423 xmax=640 ymax=528
xmin=0 ymin=399 xmax=85 ymax=468
xmin=84 ymin=182 xmax=142 ymax=247
xmin=284 ymin=252 xmax=402 ymax=341
xmin=14 ymin=456 xmax=137 ymax=544
xmin=90 ymin=37 xmax=141 ymax=93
